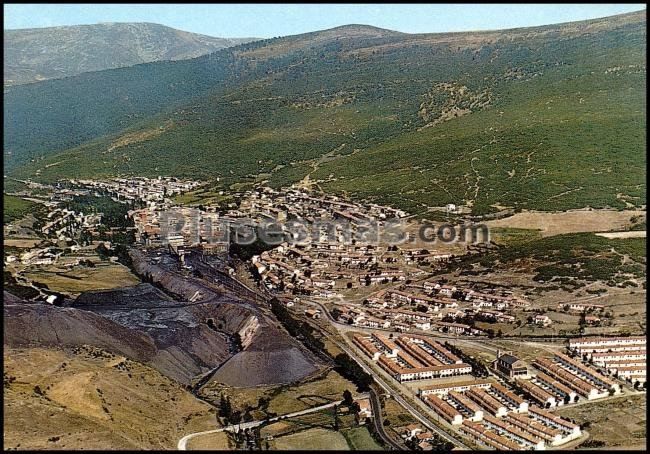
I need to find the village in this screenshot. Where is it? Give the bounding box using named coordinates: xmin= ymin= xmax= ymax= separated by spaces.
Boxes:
xmin=349 ymin=328 xmax=645 ymax=450
xmin=3 ymin=176 xmax=647 ymax=451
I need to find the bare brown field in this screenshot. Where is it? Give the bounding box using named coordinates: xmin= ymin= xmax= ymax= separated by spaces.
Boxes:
xmin=485 ymin=209 xmax=645 ymax=237
xmin=3 ymin=347 xmax=216 ymax=450
xmin=4 ymin=238 xmax=42 ymax=248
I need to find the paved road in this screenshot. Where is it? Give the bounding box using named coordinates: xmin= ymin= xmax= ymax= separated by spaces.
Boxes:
xmin=369 ymin=387 xmax=406 ymax=450
xmin=177 ymin=398 xmax=353 ymax=450
xmin=321 ymin=329 xmax=472 ymax=450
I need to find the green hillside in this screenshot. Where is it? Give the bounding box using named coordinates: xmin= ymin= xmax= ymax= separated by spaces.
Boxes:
xmin=5 ymin=11 xmax=646 ymax=215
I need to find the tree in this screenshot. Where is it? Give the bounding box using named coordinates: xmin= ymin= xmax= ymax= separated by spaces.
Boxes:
xmin=232 ymin=333 xmax=243 ymax=352
xmin=258 ymin=397 xmax=269 ymax=410
xmin=219 ymin=393 xmax=228 ymax=418
xmin=230 ymin=410 xmax=242 ymax=425
xmin=343 ymin=390 xmax=354 ymax=407
xmin=224 ymin=396 xmax=233 ymax=420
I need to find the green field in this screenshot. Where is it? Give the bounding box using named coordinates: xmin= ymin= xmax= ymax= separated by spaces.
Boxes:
xmin=342 ymin=427 xmax=384 ymax=451
xmin=3 ymin=195 xmax=36 ymax=223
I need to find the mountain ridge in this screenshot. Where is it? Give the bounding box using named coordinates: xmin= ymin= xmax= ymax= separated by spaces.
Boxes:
xmin=4 ymin=11 xmax=646 ymax=215
xmin=4 ymin=22 xmax=258 ymax=85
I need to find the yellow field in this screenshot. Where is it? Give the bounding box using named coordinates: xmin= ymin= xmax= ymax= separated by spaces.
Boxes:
xmin=4 ymin=238 xmax=42 ymax=248
xmin=185 ymin=431 xmax=233 ymax=450
xmin=556 ymin=394 xmax=646 ymax=449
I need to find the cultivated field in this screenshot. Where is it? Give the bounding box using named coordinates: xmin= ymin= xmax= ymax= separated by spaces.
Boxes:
xmin=342 ymin=426 xmax=384 ymax=450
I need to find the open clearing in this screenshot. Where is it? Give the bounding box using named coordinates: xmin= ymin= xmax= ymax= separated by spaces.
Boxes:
xmin=4 ymin=238 xmax=43 ymax=248
xmin=485 ymin=209 xmax=645 ymax=237
xmin=201 ymin=369 xmax=356 ymax=417
xmin=556 ymin=393 xmax=646 ymax=449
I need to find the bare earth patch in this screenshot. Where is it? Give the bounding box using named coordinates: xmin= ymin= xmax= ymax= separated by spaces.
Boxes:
xmin=485 ymin=209 xmax=646 ymax=237
xmin=596 ymin=231 xmax=646 ymax=239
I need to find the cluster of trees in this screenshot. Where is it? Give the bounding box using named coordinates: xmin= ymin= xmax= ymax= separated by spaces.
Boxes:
xmin=218 ymin=393 xmax=252 ymax=425
xmin=269 ymin=298 xmax=326 ymax=358
xmin=65 ymin=194 xmax=134 ymax=229
xmin=334 ymin=353 xmax=373 ymax=392
xmin=405 ymin=434 xmax=454 ymax=452
xmin=443 ymin=341 xmax=489 ymax=377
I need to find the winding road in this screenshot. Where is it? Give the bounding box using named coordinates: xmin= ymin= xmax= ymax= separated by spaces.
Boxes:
xmin=177 ymin=398 xmax=354 ymax=450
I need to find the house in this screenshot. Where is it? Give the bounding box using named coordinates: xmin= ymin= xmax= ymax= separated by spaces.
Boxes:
xmin=436 ymin=321 xmax=470 ymax=335
xmin=402 ymin=423 xmax=423 ymax=438
xmin=415 ymin=431 xmax=435 ymax=443
xmin=414 ymin=321 xmax=432 ymax=331
xmin=355 ymin=398 xmax=372 ymax=422
xmin=304 ymin=309 xmax=321 ymax=319
xmin=534 ymin=314 xmax=552 ymax=326
xmin=493 ymin=351 xmax=529 ymax=379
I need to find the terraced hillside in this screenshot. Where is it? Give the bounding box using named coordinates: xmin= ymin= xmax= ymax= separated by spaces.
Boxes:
xmin=5 ymin=11 xmax=646 ymax=215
